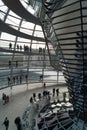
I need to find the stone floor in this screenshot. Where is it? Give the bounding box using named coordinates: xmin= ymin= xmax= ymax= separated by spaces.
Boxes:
xmin=0 ymin=83 xmax=67 ymax=130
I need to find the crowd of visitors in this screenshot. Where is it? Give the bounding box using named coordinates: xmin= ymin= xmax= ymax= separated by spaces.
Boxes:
xmin=7 ymin=74 xmax=46 ymax=87
xmin=9 ymin=42 xmax=32 ymax=53
xmin=23 ymin=85 xmax=68 ymax=130
xmin=7 ymin=74 xmax=28 ymax=86
xmin=9 ymin=43 xmax=46 ymax=54
xmin=29 ymin=85 xmax=67 ymax=105
xmin=1 ymin=84 xmax=67 ymax=130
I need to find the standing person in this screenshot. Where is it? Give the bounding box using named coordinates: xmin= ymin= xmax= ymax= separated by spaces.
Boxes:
xmin=63 ymin=92 xmax=66 ymax=102
xmin=2 ymin=93 xmax=6 ymax=105
xmin=9 ymin=42 xmax=12 ymax=49
xmin=43 ymin=82 xmax=46 ymax=98
xmin=7 ymin=77 xmax=10 ymax=86
xmin=43 ymin=82 xmax=46 ymax=89
xmin=2 ymin=117 xmax=9 ymax=130
xmin=53 ymin=88 xmax=55 ymax=97
xmin=56 ymin=88 xmax=59 ymax=97
xmin=40 ymin=74 xmax=43 ymax=81
xmin=33 ymin=93 xmax=36 ymax=101
xmin=30 ymin=45 xmax=32 ymax=52
xmin=8 ymin=60 xmax=11 ymax=68
xmin=14 ymin=117 xmax=22 ymax=130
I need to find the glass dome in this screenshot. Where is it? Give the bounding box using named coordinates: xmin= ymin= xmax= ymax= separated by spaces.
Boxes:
xmin=1 ymin=0 xmax=87 ymax=129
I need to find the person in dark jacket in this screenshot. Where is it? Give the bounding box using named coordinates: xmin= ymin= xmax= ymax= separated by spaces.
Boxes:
xmin=14 ymin=116 xmax=22 ymax=130
xmin=2 ymin=93 xmax=6 ymax=105
xmin=3 ymin=117 xmax=9 ymax=130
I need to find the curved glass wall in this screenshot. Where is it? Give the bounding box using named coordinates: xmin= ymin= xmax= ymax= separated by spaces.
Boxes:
xmin=0 ymin=0 xmax=65 ymax=89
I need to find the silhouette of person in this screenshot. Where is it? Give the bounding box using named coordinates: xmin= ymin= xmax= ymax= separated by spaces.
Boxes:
xmin=40 ymin=74 xmax=43 ymax=81
xmin=53 ymin=88 xmax=55 ymax=97
xmin=43 ymin=82 xmax=46 ymax=89
xmin=2 ymin=93 xmax=6 ymax=105
xmin=56 ymin=88 xmax=59 ymax=96
xmin=17 ymin=44 xmax=19 ymax=50
xmin=20 ymin=75 xmax=22 ymax=84
xmin=30 ymin=97 xmax=33 ymax=103
xmin=8 ymin=61 xmax=11 ymax=68
xmin=13 ymin=76 xmax=15 ymax=84
xmin=9 ymin=42 xmax=12 ymax=49
xmin=63 ymin=92 xmax=66 ymax=102
xmin=30 ymin=45 xmax=32 ymax=52
xmin=14 ymin=117 xmax=22 ymax=130
xmin=3 ymin=117 xmax=9 ymax=130
xmin=20 ymin=45 xmax=22 ymax=51
xmin=33 ymin=93 xmax=36 ymax=101
xmin=25 ymin=74 xmax=28 ymax=83
xmin=7 ymin=77 xmax=10 ymax=86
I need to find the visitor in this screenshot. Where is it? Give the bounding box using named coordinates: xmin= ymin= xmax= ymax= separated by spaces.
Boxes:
xmin=20 ymin=45 xmax=22 ymax=51
xmin=40 ymin=74 xmax=43 ymax=81
xmin=7 ymin=76 xmax=10 ymax=86
xmin=56 ymin=88 xmax=59 ymax=96
xmin=13 ymin=76 xmax=15 ymax=84
xmin=2 ymin=117 xmax=9 ymax=130
xmin=43 ymin=82 xmax=46 ymax=89
xmin=8 ymin=60 xmax=11 ymax=68
xmin=2 ymin=93 xmax=6 ymax=105
xmin=38 ymin=93 xmax=41 ymax=100
xmin=20 ymin=75 xmax=22 ymax=84
xmin=14 ymin=116 xmax=22 ymax=130
xmin=17 ymin=44 xmax=19 ymax=50
xmin=53 ymin=88 xmax=55 ymax=97
xmin=30 ymin=45 xmax=32 ymax=52
xmin=30 ymin=97 xmax=33 ymax=103
xmin=33 ymin=93 xmax=36 ymax=101
xmin=9 ymin=42 xmax=12 ymax=49
xmin=63 ymin=92 xmax=66 ymax=102
xmin=25 ymin=74 xmax=28 ymax=83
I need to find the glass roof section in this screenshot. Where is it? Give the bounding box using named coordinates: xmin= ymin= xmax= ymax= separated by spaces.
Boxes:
xmin=0 ymin=0 xmax=44 ymax=47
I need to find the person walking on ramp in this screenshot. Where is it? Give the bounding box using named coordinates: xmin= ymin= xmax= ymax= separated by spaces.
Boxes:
xmin=3 ymin=117 xmax=9 ymax=130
